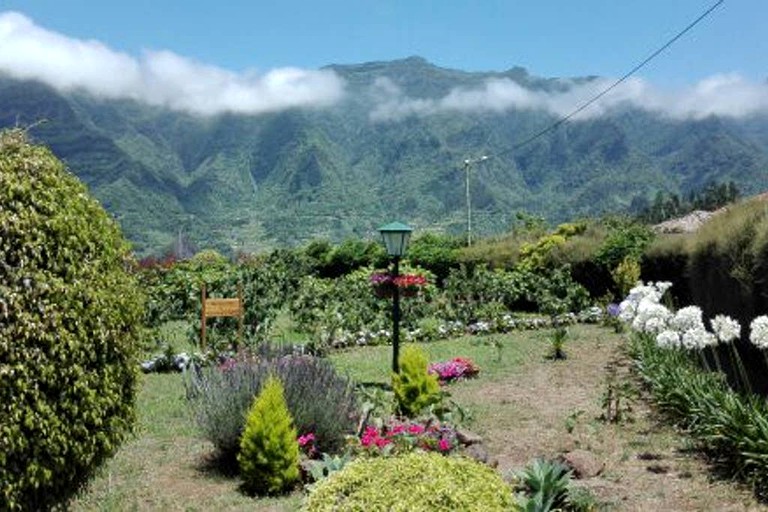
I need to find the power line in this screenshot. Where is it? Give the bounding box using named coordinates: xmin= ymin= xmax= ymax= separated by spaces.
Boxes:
xmin=491 ymin=0 xmax=725 ymax=157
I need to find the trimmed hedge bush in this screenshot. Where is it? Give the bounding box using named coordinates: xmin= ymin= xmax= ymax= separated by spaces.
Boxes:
xmin=0 ymin=129 xmax=144 ymax=510
xmin=303 ymin=452 xmax=513 ymax=511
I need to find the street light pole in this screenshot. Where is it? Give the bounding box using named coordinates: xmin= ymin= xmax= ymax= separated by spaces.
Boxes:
xmin=378 ymin=221 xmax=413 ymax=374
xmin=462 ymin=156 xmax=488 ymax=247
xmin=391 ymin=255 xmax=401 ymax=373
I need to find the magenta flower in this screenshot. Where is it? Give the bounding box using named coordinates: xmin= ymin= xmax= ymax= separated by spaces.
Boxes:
xmin=297 ymin=433 xmax=315 ymax=446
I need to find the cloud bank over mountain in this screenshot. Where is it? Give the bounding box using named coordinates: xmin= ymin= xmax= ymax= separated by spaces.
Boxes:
xmin=2 ymin=11 xmax=767 ymax=120
xmin=369 ymin=74 xmax=768 ymax=122
xmin=0 ymin=12 xmax=345 ymax=115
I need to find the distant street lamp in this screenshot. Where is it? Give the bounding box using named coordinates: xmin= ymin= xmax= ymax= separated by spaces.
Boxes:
xmin=462 ymin=155 xmax=488 ymax=247
xmin=378 ymin=221 xmax=413 ymax=374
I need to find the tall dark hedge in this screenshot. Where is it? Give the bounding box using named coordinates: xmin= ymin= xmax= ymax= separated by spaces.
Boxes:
xmin=0 ymin=130 xmax=144 ymax=510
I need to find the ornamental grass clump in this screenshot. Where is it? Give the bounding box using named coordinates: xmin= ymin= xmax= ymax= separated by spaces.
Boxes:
xmin=303 ymin=451 xmax=513 ymax=512
xmin=185 ymin=349 xmax=359 ymax=459
xmin=238 ymin=375 xmax=300 ymax=495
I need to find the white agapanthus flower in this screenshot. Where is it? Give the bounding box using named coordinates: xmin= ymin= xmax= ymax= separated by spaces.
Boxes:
xmin=681 ymin=327 xmax=715 ymax=350
xmin=656 ymin=330 xmax=681 ymax=349
xmin=618 ymin=299 xmax=637 ymax=323
xmin=749 ymin=315 xmax=768 ymax=349
xmin=670 ymin=306 xmax=704 ymax=332
xmin=710 ymin=314 xmax=741 ymax=343
xmin=631 ymin=299 xmax=671 ymax=334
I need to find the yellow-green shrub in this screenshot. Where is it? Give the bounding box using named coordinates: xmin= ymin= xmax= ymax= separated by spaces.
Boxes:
xmin=238 ymin=375 xmax=300 ymax=495
xmin=392 ymin=345 xmax=442 ymax=417
xmin=303 ymin=452 xmax=513 ymax=511
xmin=0 ymin=129 xmax=144 ymax=510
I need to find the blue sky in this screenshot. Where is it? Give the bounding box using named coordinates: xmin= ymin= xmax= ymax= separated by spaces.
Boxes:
xmin=1 ymin=0 xmax=762 ymax=83
xmin=0 ymin=1 xmax=766 ymax=118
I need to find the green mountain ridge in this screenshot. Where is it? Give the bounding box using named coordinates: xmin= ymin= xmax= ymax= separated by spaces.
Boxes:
xmin=1 ymin=57 xmax=767 ymax=256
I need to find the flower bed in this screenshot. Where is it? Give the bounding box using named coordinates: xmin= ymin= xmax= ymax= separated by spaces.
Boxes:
xmin=428 ymin=357 xmax=480 ymax=384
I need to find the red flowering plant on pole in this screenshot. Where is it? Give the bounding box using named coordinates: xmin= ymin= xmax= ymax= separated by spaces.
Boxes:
xmin=369 ymin=272 xmax=428 ymax=298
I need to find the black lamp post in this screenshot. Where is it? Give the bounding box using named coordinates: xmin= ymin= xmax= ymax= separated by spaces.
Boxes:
xmin=378 ymin=221 xmax=413 ymax=373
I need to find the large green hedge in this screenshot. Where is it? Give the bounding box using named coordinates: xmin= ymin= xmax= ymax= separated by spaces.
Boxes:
xmin=0 ymin=130 xmax=144 ymax=510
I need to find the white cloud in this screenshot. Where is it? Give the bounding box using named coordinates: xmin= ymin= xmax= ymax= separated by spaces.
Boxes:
xmin=0 ymin=11 xmax=345 ymax=115
xmin=369 ymin=74 xmax=768 ymax=122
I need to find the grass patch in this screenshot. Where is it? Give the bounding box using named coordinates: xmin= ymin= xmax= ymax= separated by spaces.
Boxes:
xmin=69 ymin=324 xmax=764 ymax=511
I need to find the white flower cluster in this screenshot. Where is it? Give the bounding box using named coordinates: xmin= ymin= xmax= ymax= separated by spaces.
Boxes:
xmin=749 ymin=316 xmax=768 ymax=349
xmin=618 ymin=281 xmax=740 ymax=351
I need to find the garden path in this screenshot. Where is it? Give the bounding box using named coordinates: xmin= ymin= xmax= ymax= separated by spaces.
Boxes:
xmin=451 ymin=326 xmax=767 ymax=511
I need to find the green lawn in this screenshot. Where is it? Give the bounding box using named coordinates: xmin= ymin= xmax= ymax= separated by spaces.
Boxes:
xmin=69 ymin=324 xmax=763 ymax=511
xmin=71 ymin=328 xmax=554 ymax=511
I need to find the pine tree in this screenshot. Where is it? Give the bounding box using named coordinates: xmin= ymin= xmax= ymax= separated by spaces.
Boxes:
xmin=238 ymin=375 xmax=300 ymax=495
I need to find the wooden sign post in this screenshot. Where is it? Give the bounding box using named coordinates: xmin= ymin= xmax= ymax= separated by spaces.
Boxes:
xmin=201 ymin=283 xmax=244 ymax=350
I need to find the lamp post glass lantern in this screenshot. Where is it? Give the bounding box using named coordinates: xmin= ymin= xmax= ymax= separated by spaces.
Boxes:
xmin=378 ymin=221 xmax=413 ymax=373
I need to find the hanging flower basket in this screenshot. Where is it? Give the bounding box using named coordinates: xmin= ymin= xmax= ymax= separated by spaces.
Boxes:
xmin=370 ymin=273 xmax=427 ymax=299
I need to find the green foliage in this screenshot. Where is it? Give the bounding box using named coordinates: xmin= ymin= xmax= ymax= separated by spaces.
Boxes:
xmin=406 ymin=233 xmax=463 ymax=283
xmin=513 ymin=458 xmax=573 ymax=512
xmin=303 ymin=451 xmax=514 ymax=511
xmin=5 ymin=66 xmax=768 ymax=256
xmin=594 ymin=219 xmax=654 ymax=270
xmin=306 ymin=451 xmax=354 ymax=483
xmin=238 ymin=375 xmax=300 ymax=496
xmin=518 ymin=222 xmax=587 ymax=272
xmin=630 ymin=333 xmax=768 ymax=498
xmin=0 ymin=129 xmax=144 ymax=510
xmin=140 ymin=248 xmax=302 ymax=349
xmin=546 ymin=325 xmax=569 ymax=360
xmin=637 ymin=180 xmax=740 ymax=223
xmin=392 ymin=345 xmax=443 ymax=417
xmin=185 ymin=351 xmax=359 ymax=458
xmin=687 ymin=199 xmax=768 ymax=327
xmin=611 ymin=257 xmax=641 ymax=298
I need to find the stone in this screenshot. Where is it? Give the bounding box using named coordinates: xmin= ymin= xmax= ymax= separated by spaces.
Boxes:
xmin=455 ymin=428 xmax=483 ymax=446
xmin=463 ymin=443 xmax=490 ymax=465
xmin=560 ymin=449 xmax=604 ymax=479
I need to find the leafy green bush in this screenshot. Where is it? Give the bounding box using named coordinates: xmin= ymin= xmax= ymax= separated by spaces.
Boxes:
xmin=303 ymin=452 xmax=513 ymax=511
xmin=392 ymin=345 xmax=443 ymax=417
xmin=0 ymin=129 xmax=144 ymax=510
xmin=185 ymin=350 xmax=359 ymax=458
xmin=238 ymin=375 xmax=300 ymax=495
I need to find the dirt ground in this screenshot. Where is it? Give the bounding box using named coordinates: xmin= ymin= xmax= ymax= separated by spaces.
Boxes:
xmin=452 ymin=326 xmax=768 ymax=511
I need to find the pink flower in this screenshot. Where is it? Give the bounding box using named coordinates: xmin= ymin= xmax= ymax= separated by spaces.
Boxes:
xmin=438 ymin=438 xmax=451 ymax=452
xmin=407 ymin=424 xmax=425 ymax=435
xmin=297 ymin=433 xmax=315 ymax=446
xmin=389 ymin=424 xmax=407 ymax=436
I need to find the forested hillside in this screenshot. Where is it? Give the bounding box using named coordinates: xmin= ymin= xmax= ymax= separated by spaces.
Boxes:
xmin=1 ymin=56 xmax=767 ymax=256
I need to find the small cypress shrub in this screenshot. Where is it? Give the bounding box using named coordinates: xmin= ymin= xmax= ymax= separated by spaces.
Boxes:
xmin=238 ymin=375 xmax=300 ymax=495
xmin=392 ymin=345 xmax=443 ymax=417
